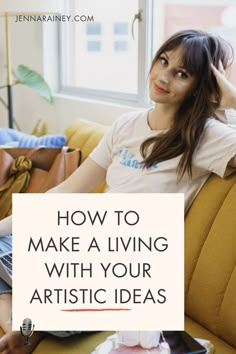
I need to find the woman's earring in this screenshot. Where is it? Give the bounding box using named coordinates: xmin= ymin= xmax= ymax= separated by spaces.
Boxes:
xmin=210 ymin=93 xmax=218 ymax=104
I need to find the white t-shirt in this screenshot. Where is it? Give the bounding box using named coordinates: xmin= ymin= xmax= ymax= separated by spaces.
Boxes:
xmin=90 ymin=110 xmax=236 ymax=212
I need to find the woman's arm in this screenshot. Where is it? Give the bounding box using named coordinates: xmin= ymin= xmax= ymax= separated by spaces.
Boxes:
xmin=0 ymin=157 xmax=106 ymax=236
xmin=211 ymin=64 xmax=236 ymax=168
xmin=48 ymin=157 xmax=106 ymax=193
xmin=228 ymin=156 xmax=236 ymax=168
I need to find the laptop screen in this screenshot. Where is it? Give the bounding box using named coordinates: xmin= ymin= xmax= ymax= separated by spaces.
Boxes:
xmin=0 ymin=235 xmax=12 ymax=286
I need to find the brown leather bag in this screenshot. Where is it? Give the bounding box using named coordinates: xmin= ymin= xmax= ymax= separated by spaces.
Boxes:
xmin=0 ymin=147 xmax=81 ymax=220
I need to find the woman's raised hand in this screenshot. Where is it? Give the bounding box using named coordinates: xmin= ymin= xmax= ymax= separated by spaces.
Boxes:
xmin=211 ymin=62 xmax=236 ymax=110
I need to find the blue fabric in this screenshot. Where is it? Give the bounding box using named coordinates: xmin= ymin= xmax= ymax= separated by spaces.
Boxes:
xmin=0 ymin=129 xmax=66 ymax=148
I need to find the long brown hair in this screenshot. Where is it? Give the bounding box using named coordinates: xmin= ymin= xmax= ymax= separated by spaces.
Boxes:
xmin=141 ymin=29 xmax=234 ymax=179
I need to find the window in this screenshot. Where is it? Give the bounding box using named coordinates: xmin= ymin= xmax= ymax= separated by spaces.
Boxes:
xmin=113 ymin=22 xmax=129 ymax=52
xmin=60 ymin=0 xmax=143 ymax=104
xmin=58 ymin=0 xmax=236 ymax=106
xmin=86 ymin=23 xmax=102 ymax=52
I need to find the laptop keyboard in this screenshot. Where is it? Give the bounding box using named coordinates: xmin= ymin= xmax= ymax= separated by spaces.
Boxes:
xmin=1 ymin=254 xmax=12 ymax=276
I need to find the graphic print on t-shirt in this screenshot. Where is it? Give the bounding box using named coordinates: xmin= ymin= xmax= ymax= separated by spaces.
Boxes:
xmin=118 ymin=149 xmax=158 ymax=169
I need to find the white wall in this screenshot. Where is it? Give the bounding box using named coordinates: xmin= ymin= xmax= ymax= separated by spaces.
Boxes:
xmin=0 ymin=17 xmax=136 ymax=134
xmin=0 ymin=17 xmax=45 ymax=131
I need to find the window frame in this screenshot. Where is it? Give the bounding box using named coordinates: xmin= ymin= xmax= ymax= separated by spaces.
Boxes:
xmin=58 ymin=0 xmax=154 ymax=107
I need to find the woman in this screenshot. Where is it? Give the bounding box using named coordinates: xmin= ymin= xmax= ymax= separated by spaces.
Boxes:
xmin=0 ymin=29 xmax=236 ymax=354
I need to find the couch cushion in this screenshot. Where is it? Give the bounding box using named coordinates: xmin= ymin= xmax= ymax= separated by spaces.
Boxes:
xmin=65 ymin=118 xmax=109 ymax=160
xmin=185 ymin=172 xmax=236 ymax=348
xmin=185 ymin=316 xmax=236 ymax=354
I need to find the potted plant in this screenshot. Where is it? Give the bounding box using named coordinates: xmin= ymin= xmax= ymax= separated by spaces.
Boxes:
xmin=0 ymin=65 xmax=53 ymax=132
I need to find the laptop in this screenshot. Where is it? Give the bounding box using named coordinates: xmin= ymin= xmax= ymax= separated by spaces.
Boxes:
xmin=0 ymin=235 xmax=12 ymax=287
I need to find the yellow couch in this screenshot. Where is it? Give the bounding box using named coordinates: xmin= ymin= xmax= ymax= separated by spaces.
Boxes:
xmin=1 ymin=118 xmax=236 ymax=353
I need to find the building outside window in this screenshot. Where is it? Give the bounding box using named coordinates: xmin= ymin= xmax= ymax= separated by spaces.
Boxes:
xmin=87 ymin=22 xmax=102 ymax=35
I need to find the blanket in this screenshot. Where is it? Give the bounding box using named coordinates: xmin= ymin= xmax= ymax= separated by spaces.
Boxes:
xmin=0 ymin=128 xmax=66 ymax=147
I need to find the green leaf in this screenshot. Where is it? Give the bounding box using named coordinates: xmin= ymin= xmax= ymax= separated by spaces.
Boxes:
xmin=13 ymin=65 xmax=53 ymax=103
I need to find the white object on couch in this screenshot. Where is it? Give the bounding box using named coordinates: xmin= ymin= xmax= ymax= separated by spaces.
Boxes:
xmin=118 ymin=331 xmax=161 ymax=349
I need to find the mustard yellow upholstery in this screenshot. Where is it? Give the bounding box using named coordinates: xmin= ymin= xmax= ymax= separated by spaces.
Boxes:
xmin=185 ymin=173 xmax=236 ymax=352
xmin=1 ymin=118 xmax=235 ymax=353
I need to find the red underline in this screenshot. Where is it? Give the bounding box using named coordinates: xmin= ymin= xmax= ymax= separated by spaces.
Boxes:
xmin=61 ymin=308 xmax=132 ymax=312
